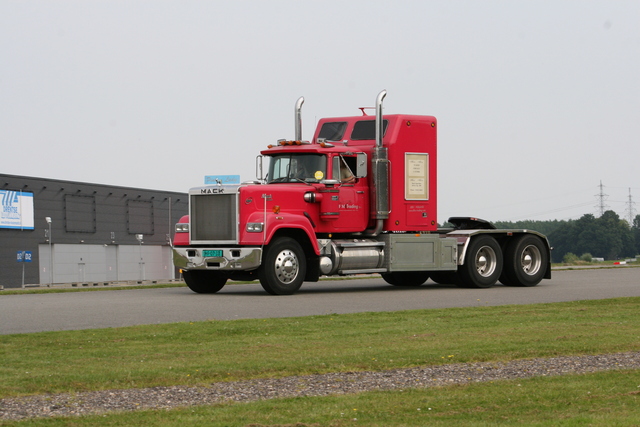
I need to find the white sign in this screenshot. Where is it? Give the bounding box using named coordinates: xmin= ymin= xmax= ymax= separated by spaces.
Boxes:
xmin=404 ymin=153 xmax=429 ymax=200
xmin=0 ymin=190 xmax=34 ymax=230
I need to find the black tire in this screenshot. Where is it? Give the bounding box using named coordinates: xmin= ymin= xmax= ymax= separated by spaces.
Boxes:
xmin=183 ymin=270 xmax=227 ymax=294
xmin=429 ymin=271 xmax=460 ymax=286
xmin=458 ymin=235 xmax=503 ymax=288
xmin=498 ymin=270 xmax=511 ymax=286
xmin=259 ymin=237 xmax=306 ymax=295
xmin=500 ymin=235 xmax=548 ymax=287
xmin=381 ymin=271 xmax=430 ymax=286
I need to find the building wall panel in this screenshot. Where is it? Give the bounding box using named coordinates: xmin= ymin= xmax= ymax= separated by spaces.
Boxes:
xmin=2 ymin=173 xmax=187 ymax=288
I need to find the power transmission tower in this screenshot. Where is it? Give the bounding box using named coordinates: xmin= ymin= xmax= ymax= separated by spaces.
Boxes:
xmin=625 ymin=188 xmax=636 ymax=225
xmin=595 ymin=180 xmax=609 ymax=217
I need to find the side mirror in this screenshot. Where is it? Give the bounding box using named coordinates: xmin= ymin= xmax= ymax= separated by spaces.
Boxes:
xmin=356 ymin=152 xmax=367 ymax=178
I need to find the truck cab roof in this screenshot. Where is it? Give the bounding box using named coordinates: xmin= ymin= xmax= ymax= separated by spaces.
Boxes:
xmin=313 ymin=114 xmax=436 ymax=147
xmin=261 ymin=114 xmax=437 ymax=156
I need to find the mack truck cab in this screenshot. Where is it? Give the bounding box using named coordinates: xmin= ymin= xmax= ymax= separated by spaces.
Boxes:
xmin=173 ymin=91 xmax=551 ymax=295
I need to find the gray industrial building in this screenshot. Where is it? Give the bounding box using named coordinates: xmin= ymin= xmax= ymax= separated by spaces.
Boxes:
xmin=1 ymin=173 xmax=188 ymax=289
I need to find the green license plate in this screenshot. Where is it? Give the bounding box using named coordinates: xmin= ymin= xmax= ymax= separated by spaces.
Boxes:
xmin=202 ymin=250 xmax=223 ymax=257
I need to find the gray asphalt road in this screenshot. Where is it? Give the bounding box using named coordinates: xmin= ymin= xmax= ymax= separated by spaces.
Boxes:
xmin=1 ymin=268 xmax=639 ymax=335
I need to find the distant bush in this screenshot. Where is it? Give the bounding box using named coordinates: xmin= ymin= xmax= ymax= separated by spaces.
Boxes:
xmin=563 ymin=252 xmax=579 ymax=264
xmin=580 ymin=253 xmax=593 ymax=262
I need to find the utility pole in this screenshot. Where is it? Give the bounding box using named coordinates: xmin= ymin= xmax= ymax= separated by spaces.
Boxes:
xmin=595 ymin=180 xmax=609 ymax=217
xmin=625 ymin=188 xmax=636 ymax=225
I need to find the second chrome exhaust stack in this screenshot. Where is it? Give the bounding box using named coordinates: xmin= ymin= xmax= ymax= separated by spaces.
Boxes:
xmin=366 ymin=90 xmax=390 ymax=236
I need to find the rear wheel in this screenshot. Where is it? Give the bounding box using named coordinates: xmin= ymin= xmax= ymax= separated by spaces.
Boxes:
xmin=381 ymin=271 xmax=430 ymax=286
xmin=259 ymin=237 xmax=306 ymax=295
xmin=501 ymin=235 xmax=547 ymax=287
xmin=458 ymin=235 xmax=503 ymax=288
xmin=182 ymin=270 xmax=227 ymax=293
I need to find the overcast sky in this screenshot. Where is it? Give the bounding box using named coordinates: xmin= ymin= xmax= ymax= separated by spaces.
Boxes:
xmin=2 ymin=1 xmax=639 ymax=223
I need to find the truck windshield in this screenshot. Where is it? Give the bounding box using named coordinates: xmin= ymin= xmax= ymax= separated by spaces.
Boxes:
xmin=267 ymin=154 xmax=327 ymax=184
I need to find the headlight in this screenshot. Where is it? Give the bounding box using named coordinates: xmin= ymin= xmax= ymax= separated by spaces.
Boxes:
xmin=175 ymin=223 xmax=189 ymax=233
xmin=246 ymin=223 xmax=264 ymax=232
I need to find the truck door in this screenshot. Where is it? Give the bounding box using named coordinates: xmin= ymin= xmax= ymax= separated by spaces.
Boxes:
xmin=331 ymin=155 xmax=368 ymax=231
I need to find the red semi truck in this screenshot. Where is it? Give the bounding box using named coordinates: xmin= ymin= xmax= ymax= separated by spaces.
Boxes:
xmin=172 ymin=91 xmax=551 ymax=295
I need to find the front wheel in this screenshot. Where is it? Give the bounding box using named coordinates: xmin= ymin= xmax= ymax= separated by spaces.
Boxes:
xmin=501 ymin=235 xmax=548 ymax=287
xmin=381 ymin=271 xmax=429 ymax=287
xmin=458 ymin=235 xmax=503 ymax=288
xmin=183 ymin=270 xmax=227 ymax=293
xmin=259 ymin=237 xmax=306 ymax=295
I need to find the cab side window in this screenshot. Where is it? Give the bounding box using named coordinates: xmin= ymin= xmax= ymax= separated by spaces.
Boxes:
xmin=333 ymin=155 xmax=356 ymax=183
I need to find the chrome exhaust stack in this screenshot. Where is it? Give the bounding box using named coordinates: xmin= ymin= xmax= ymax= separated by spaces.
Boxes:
xmin=295 ymin=96 xmax=304 ymax=141
xmin=375 ymin=90 xmax=386 ymax=148
xmin=366 ymin=90 xmax=389 ymax=236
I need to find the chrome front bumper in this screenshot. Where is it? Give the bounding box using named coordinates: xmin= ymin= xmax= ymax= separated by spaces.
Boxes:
xmin=173 ymin=247 xmax=262 ymax=271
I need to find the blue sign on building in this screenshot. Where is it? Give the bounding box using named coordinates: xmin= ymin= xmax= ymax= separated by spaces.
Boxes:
xmin=1 ymin=190 xmax=34 ymax=230
xmin=204 ymin=175 xmax=241 ymax=185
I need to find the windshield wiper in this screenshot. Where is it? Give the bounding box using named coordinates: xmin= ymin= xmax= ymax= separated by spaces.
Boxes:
xmin=269 ymin=177 xmax=289 ymax=183
xmin=291 ymin=177 xmax=312 ymax=186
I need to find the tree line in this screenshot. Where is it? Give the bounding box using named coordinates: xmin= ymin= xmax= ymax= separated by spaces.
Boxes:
xmin=494 ymin=211 xmax=640 ymax=263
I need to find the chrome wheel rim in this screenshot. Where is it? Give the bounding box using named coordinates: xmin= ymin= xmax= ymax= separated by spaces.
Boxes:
xmin=521 ymin=245 xmax=542 ymax=276
xmin=475 ymin=246 xmax=497 ymax=277
xmin=274 ymin=249 xmax=299 ymax=283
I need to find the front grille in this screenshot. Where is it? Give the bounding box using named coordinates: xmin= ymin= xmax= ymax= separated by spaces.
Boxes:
xmin=190 ymin=193 xmax=237 ymax=242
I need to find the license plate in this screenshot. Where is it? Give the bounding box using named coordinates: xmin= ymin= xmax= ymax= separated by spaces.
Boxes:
xmin=202 ymin=250 xmax=223 ymax=257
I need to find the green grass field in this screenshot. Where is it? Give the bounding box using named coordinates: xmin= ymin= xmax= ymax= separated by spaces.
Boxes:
xmin=1 ymin=296 xmax=640 ymax=425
